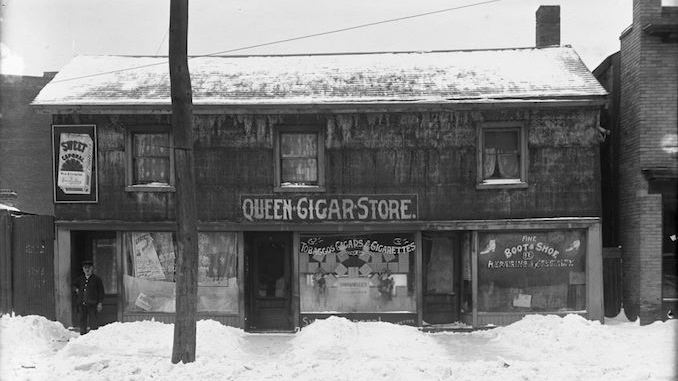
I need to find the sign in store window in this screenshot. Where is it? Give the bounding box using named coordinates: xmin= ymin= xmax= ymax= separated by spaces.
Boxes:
xmin=299 ymin=233 xmax=416 ymax=313
xmin=477 ymin=230 xmax=586 ymax=312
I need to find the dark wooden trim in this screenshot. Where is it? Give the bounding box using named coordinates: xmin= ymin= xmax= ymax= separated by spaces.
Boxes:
xmin=54 ymin=217 xmax=601 ymax=231
xmin=237 ymin=231 xmax=245 ymax=329
xmin=415 ymin=231 xmax=423 ymax=326
xmin=32 ymin=97 xmax=607 ymax=114
xmin=292 ymin=232 xmax=300 ymax=330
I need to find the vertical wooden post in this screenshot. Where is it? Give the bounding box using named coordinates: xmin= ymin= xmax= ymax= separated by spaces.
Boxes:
xmin=415 ymin=231 xmax=423 ymax=326
xmin=292 ymin=232 xmax=300 ymax=330
xmin=471 ymin=231 xmax=478 ymax=327
xmin=55 ymin=227 xmax=72 ymax=327
xmin=586 ymin=223 xmax=604 ymax=323
xmin=169 ymin=0 xmax=198 ymax=364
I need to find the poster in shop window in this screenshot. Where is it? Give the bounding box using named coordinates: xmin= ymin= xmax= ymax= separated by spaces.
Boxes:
xmin=52 ymin=124 xmax=98 ymax=203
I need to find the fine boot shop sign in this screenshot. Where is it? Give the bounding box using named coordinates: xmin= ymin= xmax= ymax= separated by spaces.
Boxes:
xmin=241 ymin=194 xmax=418 ymax=222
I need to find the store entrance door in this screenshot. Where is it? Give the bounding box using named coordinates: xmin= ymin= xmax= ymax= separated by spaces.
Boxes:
xmin=422 ymin=233 xmax=462 ymax=324
xmin=71 ymin=231 xmax=119 ymax=327
xmin=245 ymin=232 xmax=293 ymax=331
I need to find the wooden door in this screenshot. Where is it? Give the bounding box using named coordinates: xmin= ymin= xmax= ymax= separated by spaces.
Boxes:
xmin=246 ymin=232 xmax=292 ymax=331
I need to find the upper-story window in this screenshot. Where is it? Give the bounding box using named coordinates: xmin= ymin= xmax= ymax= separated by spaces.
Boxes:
xmin=477 ymin=122 xmax=528 ymax=189
xmin=274 ymin=125 xmax=325 ymax=192
xmin=125 ymin=126 xmax=174 ymax=192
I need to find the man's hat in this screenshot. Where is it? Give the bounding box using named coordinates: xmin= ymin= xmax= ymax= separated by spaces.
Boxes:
xmin=81 ymin=260 xmax=94 ymax=267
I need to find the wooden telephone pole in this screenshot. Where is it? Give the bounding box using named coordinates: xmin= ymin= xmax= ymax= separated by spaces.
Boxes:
xmin=169 ymin=0 xmax=199 ymax=364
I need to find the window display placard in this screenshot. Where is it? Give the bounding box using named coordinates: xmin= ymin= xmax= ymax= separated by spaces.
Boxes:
xmin=299 ymin=233 xmax=416 ymax=313
xmin=477 ymin=230 xmax=586 ymax=312
xmin=123 ymin=232 xmax=239 ymax=314
xmin=52 ymin=124 xmax=97 ymax=203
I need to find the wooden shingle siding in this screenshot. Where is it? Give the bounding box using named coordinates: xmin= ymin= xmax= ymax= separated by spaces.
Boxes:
xmin=53 ymin=107 xmax=601 ymax=223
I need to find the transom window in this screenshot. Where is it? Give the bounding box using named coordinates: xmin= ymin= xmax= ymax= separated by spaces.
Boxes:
xmin=274 ymin=126 xmax=325 ymax=192
xmin=477 ymin=123 xmax=527 ymax=189
xmin=125 ymin=127 xmax=174 ymax=191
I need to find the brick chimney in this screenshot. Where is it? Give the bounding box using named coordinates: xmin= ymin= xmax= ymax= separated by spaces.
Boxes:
xmin=536 ymin=5 xmax=560 ymax=47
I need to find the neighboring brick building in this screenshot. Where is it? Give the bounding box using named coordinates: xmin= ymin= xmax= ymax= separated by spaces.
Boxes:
xmin=594 ymin=0 xmax=678 ymax=324
xmin=0 ymin=73 xmax=56 ymax=215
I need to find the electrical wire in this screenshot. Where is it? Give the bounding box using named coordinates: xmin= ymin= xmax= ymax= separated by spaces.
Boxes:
xmin=50 ymin=0 xmax=502 ymax=84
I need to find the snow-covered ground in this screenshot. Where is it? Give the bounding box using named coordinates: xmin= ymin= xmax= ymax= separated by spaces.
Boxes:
xmin=1 ymin=312 xmax=675 ymax=381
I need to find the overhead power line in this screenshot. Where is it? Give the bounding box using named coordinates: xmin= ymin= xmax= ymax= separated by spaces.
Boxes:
xmin=51 ymin=0 xmax=502 ymax=83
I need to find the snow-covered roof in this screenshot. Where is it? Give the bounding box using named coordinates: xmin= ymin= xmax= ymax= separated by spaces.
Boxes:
xmin=32 ymin=46 xmax=606 ymax=110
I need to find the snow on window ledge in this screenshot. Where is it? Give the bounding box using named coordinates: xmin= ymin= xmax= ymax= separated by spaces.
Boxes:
xmin=477 ymin=178 xmax=528 ymax=190
xmin=274 ymin=184 xmax=325 ymax=193
xmin=125 ymin=183 xmax=175 ymax=193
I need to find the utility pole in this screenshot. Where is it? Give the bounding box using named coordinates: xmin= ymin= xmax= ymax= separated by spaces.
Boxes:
xmin=169 ymin=0 xmax=198 ymax=364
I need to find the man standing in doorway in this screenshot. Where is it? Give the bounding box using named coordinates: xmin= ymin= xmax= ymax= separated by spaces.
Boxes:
xmin=72 ymin=260 xmax=105 ymax=334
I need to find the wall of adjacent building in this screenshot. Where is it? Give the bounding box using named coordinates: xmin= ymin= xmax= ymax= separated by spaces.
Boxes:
xmin=618 ymin=0 xmax=678 ymax=323
xmin=0 ymin=74 xmax=55 ymax=215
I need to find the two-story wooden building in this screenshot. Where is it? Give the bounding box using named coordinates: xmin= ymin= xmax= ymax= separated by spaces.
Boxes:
xmin=33 ymin=43 xmax=607 ymax=331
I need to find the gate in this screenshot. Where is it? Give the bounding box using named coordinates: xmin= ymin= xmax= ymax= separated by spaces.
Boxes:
xmin=11 ymin=214 xmax=55 ymax=319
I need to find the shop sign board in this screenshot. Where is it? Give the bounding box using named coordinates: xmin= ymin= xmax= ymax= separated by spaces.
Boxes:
xmin=241 ymin=194 xmax=418 ymax=222
xmin=52 ymin=124 xmax=97 ymax=203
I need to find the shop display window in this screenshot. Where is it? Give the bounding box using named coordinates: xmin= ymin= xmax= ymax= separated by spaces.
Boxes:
xmin=299 ymin=233 xmax=416 ymax=313
xmin=477 ymin=230 xmax=586 ymax=312
xmin=123 ymin=232 xmax=239 ymax=313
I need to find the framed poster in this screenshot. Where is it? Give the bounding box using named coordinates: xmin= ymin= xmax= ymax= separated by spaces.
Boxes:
xmin=52 ymin=124 xmax=98 ymax=203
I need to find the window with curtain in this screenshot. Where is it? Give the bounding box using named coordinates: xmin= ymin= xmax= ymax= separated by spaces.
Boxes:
xmin=478 ymin=124 xmax=527 ymax=188
xmin=483 ymin=129 xmax=520 ymax=180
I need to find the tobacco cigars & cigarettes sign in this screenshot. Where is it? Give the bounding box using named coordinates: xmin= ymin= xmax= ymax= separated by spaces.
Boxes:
xmin=241 ymin=194 xmax=418 ymax=222
xmin=52 ymin=125 xmax=97 ymax=202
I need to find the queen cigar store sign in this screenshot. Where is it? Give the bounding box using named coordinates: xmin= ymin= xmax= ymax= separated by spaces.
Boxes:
xmin=241 ymin=194 xmax=418 ymax=222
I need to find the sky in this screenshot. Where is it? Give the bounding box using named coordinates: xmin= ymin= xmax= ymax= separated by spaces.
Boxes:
xmin=1 ymin=0 xmax=633 ymax=76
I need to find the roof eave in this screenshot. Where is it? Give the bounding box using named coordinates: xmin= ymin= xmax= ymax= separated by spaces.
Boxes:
xmin=31 ymin=96 xmax=607 ymax=115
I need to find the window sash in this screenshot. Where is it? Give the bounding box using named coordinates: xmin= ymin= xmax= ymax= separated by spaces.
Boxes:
xmin=131 ymin=132 xmax=171 ymax=185
xmin=280 ymin=132 xmax=319 ymax=185
xmin=481 ymin=127 xmax=524 ymax=182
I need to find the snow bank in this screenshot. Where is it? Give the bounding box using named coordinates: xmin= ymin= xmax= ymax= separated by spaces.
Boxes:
xmin=1 ymin=313 xmax=675 ymax=381
xmin=0 ymin=314 xmax=77 ymax=378
xmin=478 ymin=314 xmax=677 ymax=381
xmin=292 ymin=316 xmax=441 ymax=359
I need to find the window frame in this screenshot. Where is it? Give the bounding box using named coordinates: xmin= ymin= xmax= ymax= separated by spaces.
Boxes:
xmin=476 ymin=121 xmax=528 ymax=190
xmin=125 ymin=125 xmax=175 ymax=192
xmin=274 ymin=124 xmax=325 ymax=193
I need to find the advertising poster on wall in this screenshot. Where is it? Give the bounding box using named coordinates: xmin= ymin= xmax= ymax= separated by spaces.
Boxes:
xmin=52 ymin=124 xmax=97 ymax=202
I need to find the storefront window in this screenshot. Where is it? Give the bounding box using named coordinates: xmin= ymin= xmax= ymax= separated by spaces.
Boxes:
xmin=299 ymin=233 xmax=416 ymax=313
xmin=477 ymin=230 xmax=586 ymax=312
xmin=123 ymin=232 xmax=239 ymax=313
